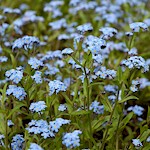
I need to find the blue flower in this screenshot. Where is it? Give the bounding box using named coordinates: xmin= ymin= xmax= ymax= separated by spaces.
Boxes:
xmin=127 ymin=105 xmax=144 ymax=116
xmin=11 ymin=134 xmax=25 ymax=150
xmin=49 ymin=18 xmax=67 ymax=30
xmin=132 ymin=139 xmax=143 ymax=148
xmin=49 ymin=118 xmax=70 ymax=133
xmin=62 ymin=48 xmax=74 ymax=55
xmin=99 ymin=27 xmax=118 ymax=39
xmin=28 ymin=143 xmax=43 ymax=150
xmin=130 ymin=22 xmax=148 ymax=32
xmin=104 ymin=84 xmax=118 ymax=93
xmin=0 ymin=56 xmax=8 ymax=62
xmin=31 ymin=71 xmax=42 ymax=83
xmin=0 ymin=134 xmax=5 ymax=146
xmin=28 ymin=57 xmax=43 ymax=69
xmin=82 ymin=35 xmax=106 ymax=54
xmin=26 ymin=119 xmax=55 ymax=139
xmin=48 ymin=80 xmax=67 ymax=95
xmin=121 ymin=56 xmax=149 ymax=72
xmin=6 ymin=85 xmax=27 ymax=101
xmin=12 ymin=35 xmax=40 ymax=51
xmin=5 ymin=67 xmax=23 ymax=84
xmin=29 ymin=101 xmax=47 ymax=114
xmin=77 ymin=23 xmax=93 ymax=34
xmin=90 ymin=100 xmax=104 ymax=114
xmin=7 ymin=120 xmax=14 ymax=127
xmin=58 ymin=104 xmax=67 ymax=111
xmin=95 ymin=66 xmax=116 ymax=79
xmin=62 ymin=130 xmax=82 ymax=149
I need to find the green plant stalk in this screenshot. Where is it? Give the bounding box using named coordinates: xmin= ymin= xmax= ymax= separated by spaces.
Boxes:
xmin=116 ymin=115 xmax=122 ymax=150
xmin=100 ymin=90 xmax=120 ymax=150
xmin=5 ymin=115 xmax=9 ymax=150
xmin=84 ymin=67 xmax=92 ymax=148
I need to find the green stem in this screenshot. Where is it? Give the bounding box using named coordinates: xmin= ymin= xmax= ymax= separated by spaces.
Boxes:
xmin=84 ymin=67 xmax=92 ymax=148
xmin=100 ymin=90 xmax=120 ymax=150
xmin=116 ymin=115 xmax=121 ymax=150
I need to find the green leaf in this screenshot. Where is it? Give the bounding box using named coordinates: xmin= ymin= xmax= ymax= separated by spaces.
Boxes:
xmin=71 ymin=56 xmax=84 ymax=68
xmin=101 ymin=98 xmax=112 ymax=112
xmin=10 ymin=54 xmax=17 ymax=68
xmin=119 ymin=112 xmax=133 ymax=130
xmin=7 ymin=103 xmax=26 ymax=119
xmin=89 ymin=82 xmax=105 ymax=87
xmin=140 ymin=129 xmax=150 ymax=142
xmin=70 ymin=110 xmax=90 ymax=116
xmin=118 ymin=96 xmax=138 ymax=103
xmin=83 ymin=77 xmax=88 ymax=96
xmin=117 ymin=66 xmax=123 ymax=83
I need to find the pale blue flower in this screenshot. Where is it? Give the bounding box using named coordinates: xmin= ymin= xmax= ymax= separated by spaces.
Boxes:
xmin=5 ymin=67 xmax=23 ymax=84
xmin=62 ymin=130 xmax=82 ymax=149
xmin=28 ymin=57 xmax=43 ymax=69
xmin=28 ymin=143 xmax=43 ymax=150
xmin=132 ymin=139 xmax=143 ymax=148
xmin=48 ymin=80 xmax=67 ymax=95
xmin=7 ymin=120 xmax=14 ymax=127
xmin=31 ymin=71 xmax=42 ymax=83
xmin=127 ymin=105 xmax=144 ymax=116
xmin=99 ymin=27 xmax=118 ymax=39
xmin=62 ymin=48 xmax=74 ymax=55
xmin=130 ymin=22 xmax=148 ymax=32
xmin=11 ymin=134 xmax=25 ymax=150
xmin=121 ymin=56 xmax=149 ymax=72
xmin=0 ymin=56 xmax=8 ymax=62
xmin=77 ymin=23 xmax=93 ymax=34
xmin=29 ymin=101 xmax=47 ymax=114
xmin=6 ymin=85 xmax=26 ymax=101
xmin=58 ymin=104 xmax=67 ymax=111
xmin=12 ymin=35 xmax=40 ymax=51
xmin=90 ymin=100 xmax=104 ymax=114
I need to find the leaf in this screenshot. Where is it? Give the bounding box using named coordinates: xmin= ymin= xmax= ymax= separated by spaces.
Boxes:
xmin=117 ymin=66 xmax=123 ymax=83
xmin=70 ymin=110 xmax=90 ymax=116
xmin=140 ymin=129 xmax=150 ymax=142
xmin=101 ymin=98 xmax=112 ymax=112
xmin=83 ymin=77 xmax=88 ymax=96
xmin=89 ymin=82 xmax=105 ymax=87
xmin=71 ymin=56 xmax=84 ymax=68
xmin=119 ymin=112 xmax=133 ymax=130
xmin=10 ymin=54 xmax=17 ymax=68
xmin=118 ymin=95 xmax=138 ymax=103
xmin=7 ymin=103 xmax=26 ymax=119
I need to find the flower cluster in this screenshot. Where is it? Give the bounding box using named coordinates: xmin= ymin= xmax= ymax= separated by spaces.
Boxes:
xmin=29 ymin=101 xmax=47 ymax=114
xmin=130 ymin=22 xmax=148 ymax=32
xmin=6 ymin=85 xmax=26 ymax=100
xmin=130 ymin=80 xmax=140 ymax=92
xmin=0 ymin=56 xmax=8 ymax=62
xmin=77 ymin=23 xmax=93 ymax=34
xmin=31 ymin=71 xmax=42 ymax=83
xmin=132 ymin=139 xmax=143 ymax=148
xmin=28 ymin=57 xmax=43 ymax=69
xmin=127 ymin=105 xmax=144 ymax=116
xmin=121 ymin=56 xmax=149 ymax=72
xmin=5 ymin=67 xmax=23 ymax=84
xmin=95 ymin=66 xmax=116 ymax=79
xmin=12 ymin=35 xmax=40 ymax=51
xmin=11 ymin=134 xmax=25 ymax=150
xmin=58 ymin=104 xmax=67 ymax=111
xmin=28 ymin=143 xmax=44 ymax=150
xmin=48 ymin=80 xmax=67 ymax=95
xmin=26 ymin=118 xmax=70 ymax=139
xmin=99 ymin=27 xmax=118 ymax=39
xmin=90 ymin=100 xmax=104 ymax=114
xmin=62 ymin=130 xmax=82 ymax=149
